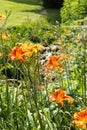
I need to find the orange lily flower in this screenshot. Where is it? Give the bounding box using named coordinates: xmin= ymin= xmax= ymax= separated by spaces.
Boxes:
xmin=0 ymin=15 xmax=6 ymax=20
xmin=8 ymin=46 xmax=27 ymax=62
xmin=44 ymin=56 xmax=62 ymax=69
xmin=48 ymin=89 xmax=74 ymax=107
xmin=44 ymin=55 xmax=73 ymax=71
xmin=8 ymin=43 xmax=43 ymax=62
xmin=44 ymin=55 xmax=72 ymax=72
xmin=72 ymin=108 xmax=87 ymax=130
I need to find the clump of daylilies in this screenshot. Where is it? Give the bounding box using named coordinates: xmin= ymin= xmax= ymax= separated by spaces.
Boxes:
xmin=8 ymin=42 xmax=44 ymax=62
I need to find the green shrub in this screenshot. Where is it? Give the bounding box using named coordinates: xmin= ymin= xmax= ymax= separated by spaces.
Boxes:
xmin=42 ymin=0 xmax=63 ymax=9
xmin=60 ymin=0 xmax=87 ymax=23
xmin=7 ymin=19 xmax=59 ymax=45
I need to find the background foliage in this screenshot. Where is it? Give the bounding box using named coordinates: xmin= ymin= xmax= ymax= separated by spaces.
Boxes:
xmin=61 ymin=0 xmax=87 ymax=23
xmin=42 ymin=0 xmax=63 ymax=9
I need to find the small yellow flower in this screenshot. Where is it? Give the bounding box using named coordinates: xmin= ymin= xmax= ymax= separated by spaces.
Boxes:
xmin=64 ymin=29 xmax=71 ymax=34
xmin=58 ymin=67 xmax=63 ymax=73
xmin=39 ymin=84 xmax=45 ymax=90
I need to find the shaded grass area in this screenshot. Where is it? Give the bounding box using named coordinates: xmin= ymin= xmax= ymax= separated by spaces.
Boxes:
xmin=0 ymin=0 xmax=60 ymax=26
xmin=6 ymin=0 xmax=41 ymax=5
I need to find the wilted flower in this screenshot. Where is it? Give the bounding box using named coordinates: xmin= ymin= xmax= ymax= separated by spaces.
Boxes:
xmin=0 ymin=52 xmax=3 ymax=57
xmin=1 ymin=32 xmax=8 ymax=40
xmin=72 ymin=108 xmax=87 ymax=130
xmin=48 ymin=89 xmax=74 ymax=107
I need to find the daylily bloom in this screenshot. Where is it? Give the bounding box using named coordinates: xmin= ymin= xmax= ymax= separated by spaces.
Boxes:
xmin=72 ymin=108 xmax=87 ymax=130
xmin=8 ymin=43 xmax=43 ymax=62
xmin=48 ymin=89 xmax=74 ymax=107
xmin=20 ymin=42 xmax=43 ymax=57
xmin=8 ymin=46 xmax=27 ymax=62
xmin=20 ymin=42 xmax=29 ymax=51
xmin=44 ymin=56 xmax=62 ymax=69
xmin=0 ymin=15 xmax=6 ymax=20
xmin=20 ymin=42 xmax=33 ymax=57
xmin=28 ymin=44 xmax=44 ymax=53
xmin=35 ymin=44 xmax=44 ymax=51
xmin=44 ymin=55 xmax=72 ymax=71
xmin=20 ymin=42 xmax=43 ymax=54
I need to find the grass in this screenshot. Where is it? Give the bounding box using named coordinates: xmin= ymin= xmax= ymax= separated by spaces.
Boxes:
xmin=0 ymin=0 xmax=60 ymax=26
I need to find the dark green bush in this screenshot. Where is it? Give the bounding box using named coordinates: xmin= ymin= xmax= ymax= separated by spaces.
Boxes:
xmin=61 ymin=0 xmax=87 ymax=23
xmin=42 ymin=0 xmax=63 ymax=9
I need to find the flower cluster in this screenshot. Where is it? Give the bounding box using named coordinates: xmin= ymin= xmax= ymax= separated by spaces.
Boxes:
xmin=8 ymin=42 xmax=43 ymax=62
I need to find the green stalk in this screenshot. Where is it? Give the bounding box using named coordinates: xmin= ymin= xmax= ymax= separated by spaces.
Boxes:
xmin=83 ymin=38 xmax=87 ymax=105
xmin=27 ymin=68 xmax=44 ymax=130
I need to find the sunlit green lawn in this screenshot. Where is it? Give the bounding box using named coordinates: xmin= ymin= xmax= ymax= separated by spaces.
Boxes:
xmin=0 ymin=0 xmax=60 ymax=26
